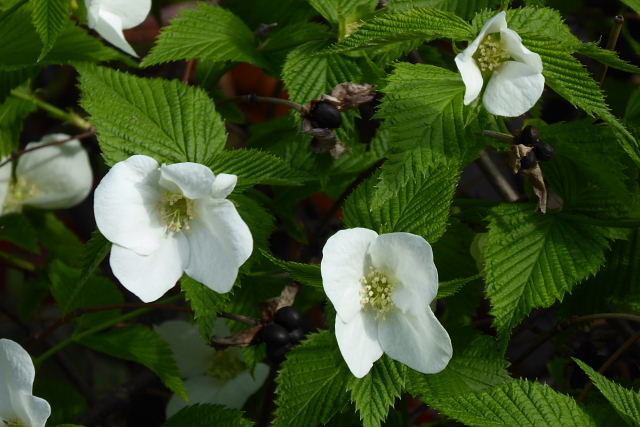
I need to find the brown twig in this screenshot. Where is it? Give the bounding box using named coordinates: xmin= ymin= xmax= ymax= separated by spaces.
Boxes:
xmin=0 ymin=130 xmax=96 ymax=169
xmin=598 ymin=15 xmax=624 ymax=86
xmin=217 ymin=311 xmax=261 ymax=326
xmin=577 ymin=329 xmax=640 ymax=402
xmin=182 ymin=59 xmax=198 ymax=83
xmin=476 ymin=150 xmax=520 ymax=202
xmin=222 ymin=93 xmax=304 ymax=112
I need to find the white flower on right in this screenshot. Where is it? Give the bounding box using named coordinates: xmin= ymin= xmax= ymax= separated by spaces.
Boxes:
xmin=0 ymin=339 xmax=51 ymax=427
xmin=321 ymin=228 xmax=452 ymax=378
xmin=85 ymin=0 xmax=151 ymax=57
xmin=454 ymin=11 xmax=544 ymax=117
xmin=94 ymin=155 xmax=253 ymax=302
xmin=0 ymin=134 xmax=93 ymax=216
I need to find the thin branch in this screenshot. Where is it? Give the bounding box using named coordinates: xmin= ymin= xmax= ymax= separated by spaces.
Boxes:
xmin=223 ymin=93 xmax=304 ymax=112
xmin=0 ymin=130 xmax=96 ymax=169
xmin=217 ymin=311 xmax=261 ymax=326
xmin=598 ymin=15 xmax=625 ymax=86
xmin=476 ymin=150 xmax=520 ymax=202
xmin=483 ymin=129 xmax=515 ymax=143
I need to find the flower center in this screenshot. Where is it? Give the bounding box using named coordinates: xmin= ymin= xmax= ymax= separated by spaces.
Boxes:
xmin=475 ymin=34 xmax=511 ymax=72
xmin=3 ymin=176 xmax=39 ymax=213
xmin=360 ymin=267 xmax=396 ymax=319
xmin=3 ymin=417 xmax=27 ymax=427
xmin=158 ymin=192 xmax=194 ymax=232
xmin=206 ymin=349 xmax=246 ymax=386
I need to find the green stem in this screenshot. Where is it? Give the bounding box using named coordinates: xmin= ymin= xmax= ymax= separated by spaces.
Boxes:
xmin=33 ymin=295 xmax=182 ymax=368
xmin=10 ymin=87 xmax=92 ymax=131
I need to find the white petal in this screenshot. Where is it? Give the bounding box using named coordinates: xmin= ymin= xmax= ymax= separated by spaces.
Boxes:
xmin=478 ymin=11 xmax=507 ymax=38
xmin=17 ymin=135 xmax=93 ymax=210
xmin=87 ymin=0 xmax=151 ymax=29
xmin=0 ymin=160 xmax=11 ymax=215
xmin=153 ymin=320 xmax=213 ymax=378
xmin=159 ymin=163 xmax=216 ymax=200
xmin=483 ymin=61 xmax=545 ymax=117
xmin=94 ymin=155 xmax=165 ymax=255
xmin=378 ymin=308 xmax=452 ymax=374
xmin=12 ymin=393 xmax=51 ymax=427
xmin=109 ymin=233 xmax=187 ymax=302
xmin=211 ymin=173 xmax=237 ymax=199
xmin=369 ymin=233 xmax=438 ymax=314
xmin=454 ymin=54 xmax=483 ymax=105
xmin=184 ymin=199 xmax=252 ymax=293
xmin=88 ymin=5 xmax=139 ymax=57
xmin=321 ymin=228 xmax=377 ymax=323
xmin=335 ymin=311 xmax=383 ymax=378
xmin=501 ymin=28 xmax=543 ymax=72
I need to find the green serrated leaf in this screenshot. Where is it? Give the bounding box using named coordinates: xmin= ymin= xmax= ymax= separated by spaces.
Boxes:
xmin=260 ymin=249 xmax=322 ymax=287
xmin=274 ymin=330 xmax=351 ymax=427
xmin=577 ymin=42 xmax=640 ymax=75
xmin=485 ymin=204 xmax=610 ymax=338
xmin=435 ymin=379 xmax=596 ymax=426
xmin=283 ymin=40 xmax=362 ymax=104
xmin=437 ymin=274 xmax=481 ymax=298
xmin=209 ymin=149 xmax=312 ymax=190
xmin=575 ymin=358 xmax=640 ymax=426
xmin=0 ymin=94 xmax=37 ymax=156
xmin=388 ymin=0 xmax=502 ymax=20
xmin=30 ymin=0 xmax=69 ymax=60
xmin=347 ymin=355 xmax=406 ymax=427
xmin=78 ymin=65 xmax=227 ymax=166
xmin=181 ymin=276 xmax=230 ymax=340
xmin=142 ymin=3 xmax=265 ymax=68
xmin=620 ymin=0 xmax=640 ymax=14
xmin=0 ymin=68 xmax=37 ymax=104
xmin=79 ymin=324 xmax=187 ymax=400
xmin=164 ymin=403 xmax=254 ymax=427
xmin=232 ymin=192 xmax=276 ymax=252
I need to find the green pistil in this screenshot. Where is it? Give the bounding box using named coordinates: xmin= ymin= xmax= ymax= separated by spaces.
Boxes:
xmin=3 ymin=177 xmax=38 ymax=213
xmin=207 ymin=349 xmax=247 ymax=385
xmin=475 ymin=33 xmax=511 ymax=72
xmin=360 ymin=267 xmax=396 ymax=319
xmin=159 ymin=192 xmax=194 ymax=232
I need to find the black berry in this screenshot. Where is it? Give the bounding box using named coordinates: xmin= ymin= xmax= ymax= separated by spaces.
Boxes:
xmin=259 ymin=324 xmax=289 ymax=345
xmin=520 ymin=151 xmax=537 ymax=170
xmin=289 ymin=328 xmax=305 ymax=344
xmin=308 ymin=101 xmax=342 ymax=129
xmin=267 ymin=342 xmax=292 ymax=363
xmin=533 ymin=141 xmax=554 ymax=162
xmin=518 ymin=126 xmax=541 ymax=147
xmin=275 ymin=306 xmax=302 ymax=331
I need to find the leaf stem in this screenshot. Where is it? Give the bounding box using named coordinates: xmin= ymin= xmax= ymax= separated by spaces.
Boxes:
xmin=482 ymin=130 xmax=515 ymax=143
xmin=476 ymin=150 xmax=520 ymax=202
xmin=597 ymin=15 xmax=624 ymax=86
xmin=10 ymin=87 xmax=92 ymax=130
xmin=0 ymin=130 xmax=95 ymax=169
xmin=217 ymin=311 xmax=261 ymax=326
xmin=224 ymin=93 xmax=304 ymax=112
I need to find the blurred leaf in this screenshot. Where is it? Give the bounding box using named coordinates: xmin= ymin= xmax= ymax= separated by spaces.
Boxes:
xmin=0 ymin=213 xmax=38 ymax=252
xmin=260 ymin=249 xmax=322 ymax=288
xmin=164 ymin=404 xmax=254 ymax=427
xmin=0 ymin=95 xmax=37 ymax=157
xmin=181 ymin=275 xmax=230 ymax=340
xmin=0 ymin=68 xmax=37 ymax=104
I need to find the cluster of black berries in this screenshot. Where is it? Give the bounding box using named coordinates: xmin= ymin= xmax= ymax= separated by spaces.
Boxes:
xmin=306 ymin=101 xmax=343 ymax=129
xmin=259 ymin=307 xmax=305 ymax=363
xmin=517 ymin=126 xmax=555 ymax=169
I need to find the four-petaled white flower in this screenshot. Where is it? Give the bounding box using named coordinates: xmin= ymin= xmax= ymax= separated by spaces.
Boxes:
xmin=0 ymin=134 xmax=93 ymax=216
xmin=85 ymin=0 xmax=151 ymax=57
xmin=0 ymin=339 xmax=51 ymax=427
xmin=154 ymin=320 xmax=269 ymax=417
xmin=94 ymin=155 xmax=253 ymax=302
xmin=321 ymin=228 xmax=452 ymax=378
xmin=455 ymin=11 xmax=544 ymax=117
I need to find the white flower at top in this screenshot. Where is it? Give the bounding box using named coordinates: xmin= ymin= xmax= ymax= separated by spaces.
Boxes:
xmin=454 ymin=11 xmax=544 ymax=117
xmin=321 ymin=228 xmax=452 ymax=378
xmin=154 ymin=320 xmax=269 ymax=417
xmin=84 ymin=0 xmax=151 ymax=57
xmin=94 ymin=155 xmax=253 ymax=302
xmin=0 ymin=134 xmax=93 ymax=216
xmin=0 ymin=339 xmax=51 ymax=427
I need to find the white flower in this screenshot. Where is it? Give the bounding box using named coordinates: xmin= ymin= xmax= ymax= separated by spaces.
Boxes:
xmin=94 ymin=155 xmax=253 ymax=302
xmin=321 ymin=228 xmax=452 ymax=378
xmin=454 ymin=11 xmax=544 ymax=117
xmin=0 ymin=339 xmax=51 ymax=427
xmin=85 ymin=0 xmax=151 ymax=57
xmin=154 ymin=320 xmax=269 ymax=417
xmin=0 ymin=134 xmax=93 ymax=215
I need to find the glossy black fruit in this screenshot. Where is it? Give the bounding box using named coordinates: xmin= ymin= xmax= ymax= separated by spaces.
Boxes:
xmin=260 ymin=324 xmax=289 ymax=345
xmin=308 ymin=101 xmax=342 ymax=129
xmin=267 ymin=342 xmax=292 ymax=363
xmin=275 ymin=306 xmax=302 ymax=331
xmin=518 ymin=126 xmax=541 ymax=147
xmin=520 ymin=151 xmax=537 ymax=169
xmin=289 ymin=328 xmax=305 ymax=344
xmin=533 ymin=141 xmax=555 ymax=161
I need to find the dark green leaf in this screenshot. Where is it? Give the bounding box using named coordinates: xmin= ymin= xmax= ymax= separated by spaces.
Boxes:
xmin=164 ymin=404 xmax=254 ymax=427
xmin=260 ymin=249 xmax=322 ymax=288
xmin=30 ymin=0 xmax=69 ymax=59
xmin=181 ymin=276 xmax=230 ymax=340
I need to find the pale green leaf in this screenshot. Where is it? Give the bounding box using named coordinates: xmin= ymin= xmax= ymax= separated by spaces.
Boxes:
xmin=347 ymin=356 xmax=406 ymax=427
xmin=30 ymin=0 xmax=69 ymax=59
xmin=164 ymin=404 xmax=254 ymax=427
xmin=436 ymin=379 xmax=596 ymax=426
xmin=575 ymin=358 xmax=640 ymax=426
xmin=485 ymin=204 xmax=610 ymax=338
xmin=274 ymin=330 xmax=351 ymax=427
xmin=388 ymin=0 xmax=502 ymax=20
xmin=80 ymin=324 xmax=187 ymax=400
xmin=142 ymin=3 xmax=266 ymax=68
xmin=78 ymin=65 xmax=227 ymax=166
xmin=181 ymin=276 xmax=230 ymax=340
xmin=576 ymin=43 xmax=640 ymax=75
xmin=260 ymin=249 xmax=322 ymax=288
